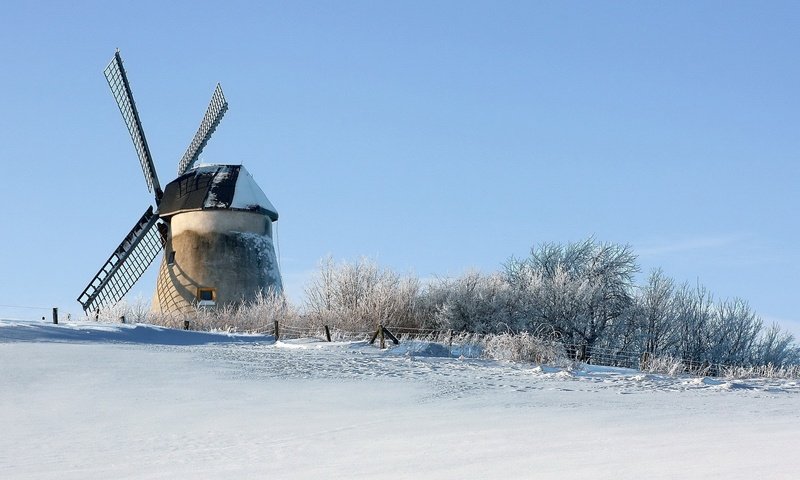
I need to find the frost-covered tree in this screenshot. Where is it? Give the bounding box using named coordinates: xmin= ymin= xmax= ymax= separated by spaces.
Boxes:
xmin=304 ymin=255 xmax=338 ymax=324
xmin=420 ymin=271 xmax=515 ymax=333
xmin=706 ymin=298 xmax=762 ymax=365
xmin=637 ymin=269 xmax=678 ymax=356
xmin=673 ymin=282 xmax=715 ymax=362
xmin=504 ymin=238 xmax=638 ymax=358
xmin=754 ymin=323 xmax=799 ymax=366
xmin=668 ymin=285 xmax=772 ymax=365
xmin=304 ymin=256 xmax=421 ymax=331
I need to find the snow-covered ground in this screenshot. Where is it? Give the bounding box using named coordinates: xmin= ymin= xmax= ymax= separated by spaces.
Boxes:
xmin=2 ymin=319 xmax=798 ymax=479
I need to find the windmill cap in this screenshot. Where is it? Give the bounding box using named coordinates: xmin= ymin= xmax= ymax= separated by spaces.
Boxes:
xmin=158 ymin=164 xmax=279 ymax=221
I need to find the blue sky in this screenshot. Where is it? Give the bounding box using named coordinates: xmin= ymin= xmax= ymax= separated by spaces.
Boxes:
xmin=1 ymin=1 xmax=798 ymax=336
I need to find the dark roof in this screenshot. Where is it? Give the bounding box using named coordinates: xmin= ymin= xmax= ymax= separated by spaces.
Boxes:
xmin=158 ymin=165 xmax=279 ymax=221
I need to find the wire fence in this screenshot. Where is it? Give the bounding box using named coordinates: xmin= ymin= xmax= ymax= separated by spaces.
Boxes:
xmin=261 ymin=321 xmax=800 ymax=379
xmin=9 ymin=309 xmax=797 ymax=379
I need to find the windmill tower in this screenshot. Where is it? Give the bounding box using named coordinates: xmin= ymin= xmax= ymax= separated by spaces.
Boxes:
xmin=77 ymin=51 xmax=282 ymax=316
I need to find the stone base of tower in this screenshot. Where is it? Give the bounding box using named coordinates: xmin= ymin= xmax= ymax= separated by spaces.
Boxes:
xmin=151 ymin=209 xmax=282 ymax=314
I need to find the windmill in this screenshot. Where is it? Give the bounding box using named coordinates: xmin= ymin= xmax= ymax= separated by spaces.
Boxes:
xmin=77 ymin=51 xmax=282 ymax=316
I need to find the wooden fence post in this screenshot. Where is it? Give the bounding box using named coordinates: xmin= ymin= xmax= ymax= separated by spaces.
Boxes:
xmin=324 ymin=325 xmax=332 ymax=342
xmin=274 ymin=320 xmax=280 ymax=340
xmin=369 ymin=325 xmax=398 ymax=348
xmin=449 ymin=329 xmax=454 ymax=356
xmin=52 ymin=307 xmax=58 ymax=325
xmin=382 ymin=326 xmax=399 ymax=345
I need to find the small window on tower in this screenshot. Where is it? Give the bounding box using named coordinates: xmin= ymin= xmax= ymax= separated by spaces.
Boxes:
xmin=168 ymin=251 xmax=176 ymax=265
xmin=197 ymin=288 xmax=216 ymax=306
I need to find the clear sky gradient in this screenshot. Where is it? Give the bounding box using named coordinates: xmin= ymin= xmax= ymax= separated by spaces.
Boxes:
xmin=1 ymin=2 xmax=798 ymax=336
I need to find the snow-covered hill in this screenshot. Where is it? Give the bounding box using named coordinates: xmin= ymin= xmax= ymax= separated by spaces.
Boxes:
xmin=1 ymin=320 xmax=798 ymax=479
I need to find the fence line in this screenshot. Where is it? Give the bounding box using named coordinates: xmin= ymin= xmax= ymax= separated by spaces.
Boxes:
xmin=76 ymin=311 xmax=800 ymax=379
xmin=265 ymin=321 xmax=799 ymax=378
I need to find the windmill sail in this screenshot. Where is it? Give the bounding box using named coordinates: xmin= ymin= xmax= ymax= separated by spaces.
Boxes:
xmin=77 ymin=207 xmax=164 ymax=314
xmin=104 ymin=51 xmax=162 ymax=201
xmin=176 ymin=83 xmax=228 ymax=175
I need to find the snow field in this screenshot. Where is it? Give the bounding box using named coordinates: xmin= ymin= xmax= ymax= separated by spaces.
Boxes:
xmin=1 ymin=321 xmax=799 ymax=479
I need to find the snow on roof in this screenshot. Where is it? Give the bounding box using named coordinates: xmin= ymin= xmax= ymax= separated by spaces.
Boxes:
xmin=230 ymin=167 xmax=278 ymax=218
xmin=158 ymin=164 xmax=279 ymax=221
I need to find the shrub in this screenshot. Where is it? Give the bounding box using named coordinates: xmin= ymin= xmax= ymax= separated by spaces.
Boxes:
xmin=482 ymin=332 xmax=566 ymax=364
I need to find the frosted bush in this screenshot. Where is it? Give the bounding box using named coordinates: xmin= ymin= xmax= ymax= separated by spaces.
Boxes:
xmin=482 ymin=332 xmax=566 ymax=365
xmin=719 ymin=364 xmax=800 ymax=380
xmin=639 ymin=355 xmax=686 ymax=376
xmin=87 ymin=295 xmax=150 ymax=324
xmin=143 ymin=290 xmax=299 ymax=333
